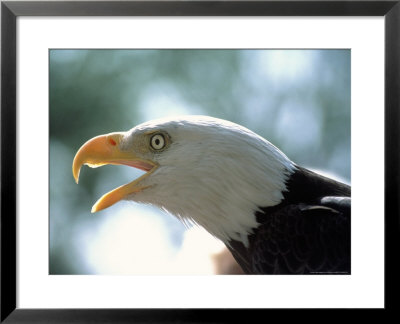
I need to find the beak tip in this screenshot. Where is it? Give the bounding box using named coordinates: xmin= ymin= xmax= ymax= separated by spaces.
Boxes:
xmin=72 ymin=168 xmax=80 ymax=184
xmin=72 ymin=154 xmax=82 ymax=184
xmin=91 ymin=201 xmax=101 ymax=213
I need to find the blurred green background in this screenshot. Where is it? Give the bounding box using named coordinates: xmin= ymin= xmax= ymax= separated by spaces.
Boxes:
xmin=49 ymin=49 xmax=350 ymax=275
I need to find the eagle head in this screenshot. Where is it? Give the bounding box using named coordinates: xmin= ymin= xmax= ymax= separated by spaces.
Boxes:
xmin=73 ymin=115 xmax=294 ymax=245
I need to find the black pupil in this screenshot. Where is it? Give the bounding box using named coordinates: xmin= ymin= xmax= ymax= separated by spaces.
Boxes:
xmin=155 ymin=138 xmax=160 ymax=146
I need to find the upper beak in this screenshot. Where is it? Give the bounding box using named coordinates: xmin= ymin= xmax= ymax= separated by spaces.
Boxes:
xmin=72 ymin=132 xmax=158 ymax=213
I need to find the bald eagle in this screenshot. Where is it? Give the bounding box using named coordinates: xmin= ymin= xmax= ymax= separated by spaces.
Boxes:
xmin=73 ymin=116 xmax=350 ymax=274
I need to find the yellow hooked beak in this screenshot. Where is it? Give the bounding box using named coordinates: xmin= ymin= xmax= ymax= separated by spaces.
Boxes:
xmin=72 ymin=132 xmax=158 ymax=213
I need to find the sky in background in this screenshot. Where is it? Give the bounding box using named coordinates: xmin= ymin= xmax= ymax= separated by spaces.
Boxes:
xmin=49 ymin=49 xmax=350 ymax=275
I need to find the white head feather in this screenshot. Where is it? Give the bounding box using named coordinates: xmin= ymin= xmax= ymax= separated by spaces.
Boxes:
xmin=123 ymin=116 xmax=295 ymax=247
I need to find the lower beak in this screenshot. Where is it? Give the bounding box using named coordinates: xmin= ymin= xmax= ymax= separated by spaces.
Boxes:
xmin=72 ymin=132 xmax=158 ymax=212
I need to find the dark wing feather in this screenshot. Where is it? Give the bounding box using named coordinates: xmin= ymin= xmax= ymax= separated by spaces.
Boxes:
xmin=227 ymin=166 xmax=351 ymax=274
xmin=250 ymin=198 xmax=350 ymax=274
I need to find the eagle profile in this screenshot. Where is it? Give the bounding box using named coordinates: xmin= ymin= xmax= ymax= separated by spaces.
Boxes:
xmin=72 ymin=115 xmax=350 ymax=274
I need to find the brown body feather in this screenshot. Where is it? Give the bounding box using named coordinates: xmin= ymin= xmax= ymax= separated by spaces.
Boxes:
xmin=228 ymin=166 xmax=351 ymax=274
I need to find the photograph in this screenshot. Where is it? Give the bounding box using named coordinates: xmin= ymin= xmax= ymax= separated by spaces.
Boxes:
xmin=50 ymin=49 xmax=351 ymax=275
xmin=3 ymin=0 xmax=397 ymax=319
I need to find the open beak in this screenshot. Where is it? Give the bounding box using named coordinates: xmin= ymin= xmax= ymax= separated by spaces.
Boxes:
xmin=72 ymin=132 xmax=158 ymax=213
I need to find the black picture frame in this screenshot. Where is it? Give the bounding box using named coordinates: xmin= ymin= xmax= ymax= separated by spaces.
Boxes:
xmin=1 ymin=0 xmax=399 ymax=322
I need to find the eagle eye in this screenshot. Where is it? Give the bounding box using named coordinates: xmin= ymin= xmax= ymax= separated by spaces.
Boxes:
xmin=150 ymin=133 xmax=166 ymax=150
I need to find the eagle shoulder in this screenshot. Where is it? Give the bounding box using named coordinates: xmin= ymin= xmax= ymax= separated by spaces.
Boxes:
xmin=227 ymin=166 xmax=351 ymax=275
xmin=251 ymin=201 xmax=350 ymax=274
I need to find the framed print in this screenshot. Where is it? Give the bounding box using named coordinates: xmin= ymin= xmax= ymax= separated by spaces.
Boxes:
xmin=1 ymin=0 xmax=399 ymax=322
